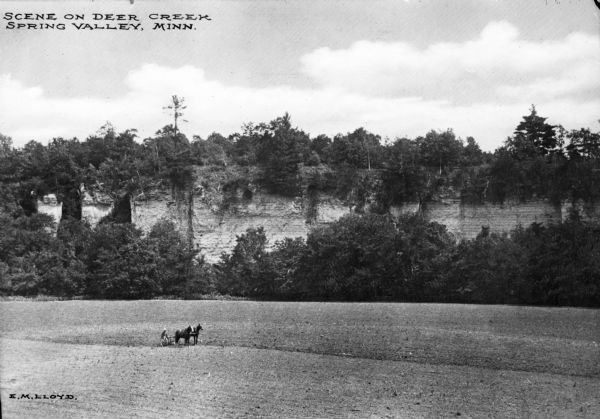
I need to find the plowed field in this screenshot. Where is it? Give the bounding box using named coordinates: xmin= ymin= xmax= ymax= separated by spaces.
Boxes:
xmin=1 ymin=301 xmax=599 ymax=418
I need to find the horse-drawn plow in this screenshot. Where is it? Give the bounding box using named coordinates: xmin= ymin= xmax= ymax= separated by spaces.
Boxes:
xmin=160 ymin=323 xmax=202 ymax=347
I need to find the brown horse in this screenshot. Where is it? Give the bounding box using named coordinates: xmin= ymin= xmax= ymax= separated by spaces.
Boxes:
xmin=192 ymin=323 xmax=203 ymax=345
xmin=174 ymin=325 xmax=193 ymax=345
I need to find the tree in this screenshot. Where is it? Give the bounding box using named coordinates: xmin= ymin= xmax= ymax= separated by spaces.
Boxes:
xmin=461 ymin=136 xmax=485 ymax=166
xmin=163 ymin=95 xmax=188 ymax=133
xmin=215 ymin=227 xmax=270 ymax=297
xmin=416 ymin=129 xmax=463 ymax=175
xmin=254 ymin=113 xmax=310 ymax=196
xmin=0 ymin=134 xmax=28 ymax=216
xmin=311 ymin=134 xmax=332 ymax=164
xmin=147 ymin=219 xmax=199 ymax=296
xmin=565 ymin=127 xmax=600 ymax=160
xmin=91 ymin=127 xmax=144 ymax=223
xmin=439 ymin=231 xmax=526 ymax=304
xmin=85 ymin=223 xmax=160 ymax=299
xmin=0 ymin=133 xmax=12 ymax=159
xmin=0 ymin=213 xmax=83 ymax=296
xmin=512 ymin=218 xmax=600 ymax=307
xmin=376 ymin=138 xmax=432 ymax=212
xmin=487 ymin=146 xmax=543 ymax=203
xmin=5 ymin=140 xmax=51 ymax=216
xmin=331 ymin=128 xmax=383 ymax=169
xmin=191 ymin=133 xmax=230 ymax=166
xmin=267 ymin=237 xmax=307 ymax=298
xmin=506 ymin=105 xmax=557 ymax=158
xmin=293 ymin=214 xmax=455 ymax=301
xmin=143 ymin=125 xmax=195 ymax=189
xmin=295 ymin=214 xmax=399 ymax=300
xmin=45 ymin=138 xmax=89 ymax=221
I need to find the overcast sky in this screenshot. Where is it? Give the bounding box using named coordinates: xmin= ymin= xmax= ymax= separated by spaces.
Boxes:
xmin=0 ymin=0 xmax=599 ymax=150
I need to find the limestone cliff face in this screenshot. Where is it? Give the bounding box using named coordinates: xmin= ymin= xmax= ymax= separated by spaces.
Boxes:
xmin=128 ymin=192 xmax=599 ymax=262
xmin=132 ymin=191 xmax=348 ymax=262
xmin=391 ymin=199 xmax=566 ymax=239
xmin=38 ymin=188 xmax=599 ymax=263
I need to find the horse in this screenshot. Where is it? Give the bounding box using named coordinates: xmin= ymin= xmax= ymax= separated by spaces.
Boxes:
xmin=192 ymin=323 xmax=203 ymax=345
xmin=174 ymin=325 xmax=193 ymax=345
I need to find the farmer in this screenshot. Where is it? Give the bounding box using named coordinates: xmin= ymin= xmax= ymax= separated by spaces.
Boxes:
xmin=160 ymin=328 xmax=169 ymax=345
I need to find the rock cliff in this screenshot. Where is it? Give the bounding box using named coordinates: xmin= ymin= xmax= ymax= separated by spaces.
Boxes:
xmin=37 ymin=185 xmax=599 ymax=263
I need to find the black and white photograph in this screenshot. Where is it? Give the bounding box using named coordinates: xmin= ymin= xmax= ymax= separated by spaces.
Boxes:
xmin=0 ymin=0 xmax=599 ymax=417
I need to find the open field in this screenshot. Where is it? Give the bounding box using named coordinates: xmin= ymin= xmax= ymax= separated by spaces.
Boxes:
xmin=1 ymin=301 xmax=599 ymax=418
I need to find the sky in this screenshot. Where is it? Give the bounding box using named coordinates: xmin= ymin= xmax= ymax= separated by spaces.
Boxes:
xmin=0 ymin=0 xmax=599 ymax=151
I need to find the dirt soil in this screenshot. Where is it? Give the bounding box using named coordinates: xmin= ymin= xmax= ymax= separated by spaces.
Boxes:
xmin=2 ymin=339 xmax=599 ymax=418
xmin=1 ymin=301 xmax=599 ymax=418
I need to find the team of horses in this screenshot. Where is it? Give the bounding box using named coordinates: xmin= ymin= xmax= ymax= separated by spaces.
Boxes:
xmin=162 ymin=323 xmax=203 ymax=346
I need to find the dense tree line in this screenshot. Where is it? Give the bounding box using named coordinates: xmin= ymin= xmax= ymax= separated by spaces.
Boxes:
xmin=188 ymin=107 xmax=600 ymax=209
xmin=214 ymin=213 xmax=600 ymax=307
xmin=1 ymin=107 xmax=599 ymax=218
xmin=0 ymin=214 xmax=208 ymax=299
xmin=1 ymin=205 xmax=597 ymax=306
xmin=0 ymin=123 xmax=196 ymax=224
xmin=0 ymin=105 xmax=599 ymax=304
